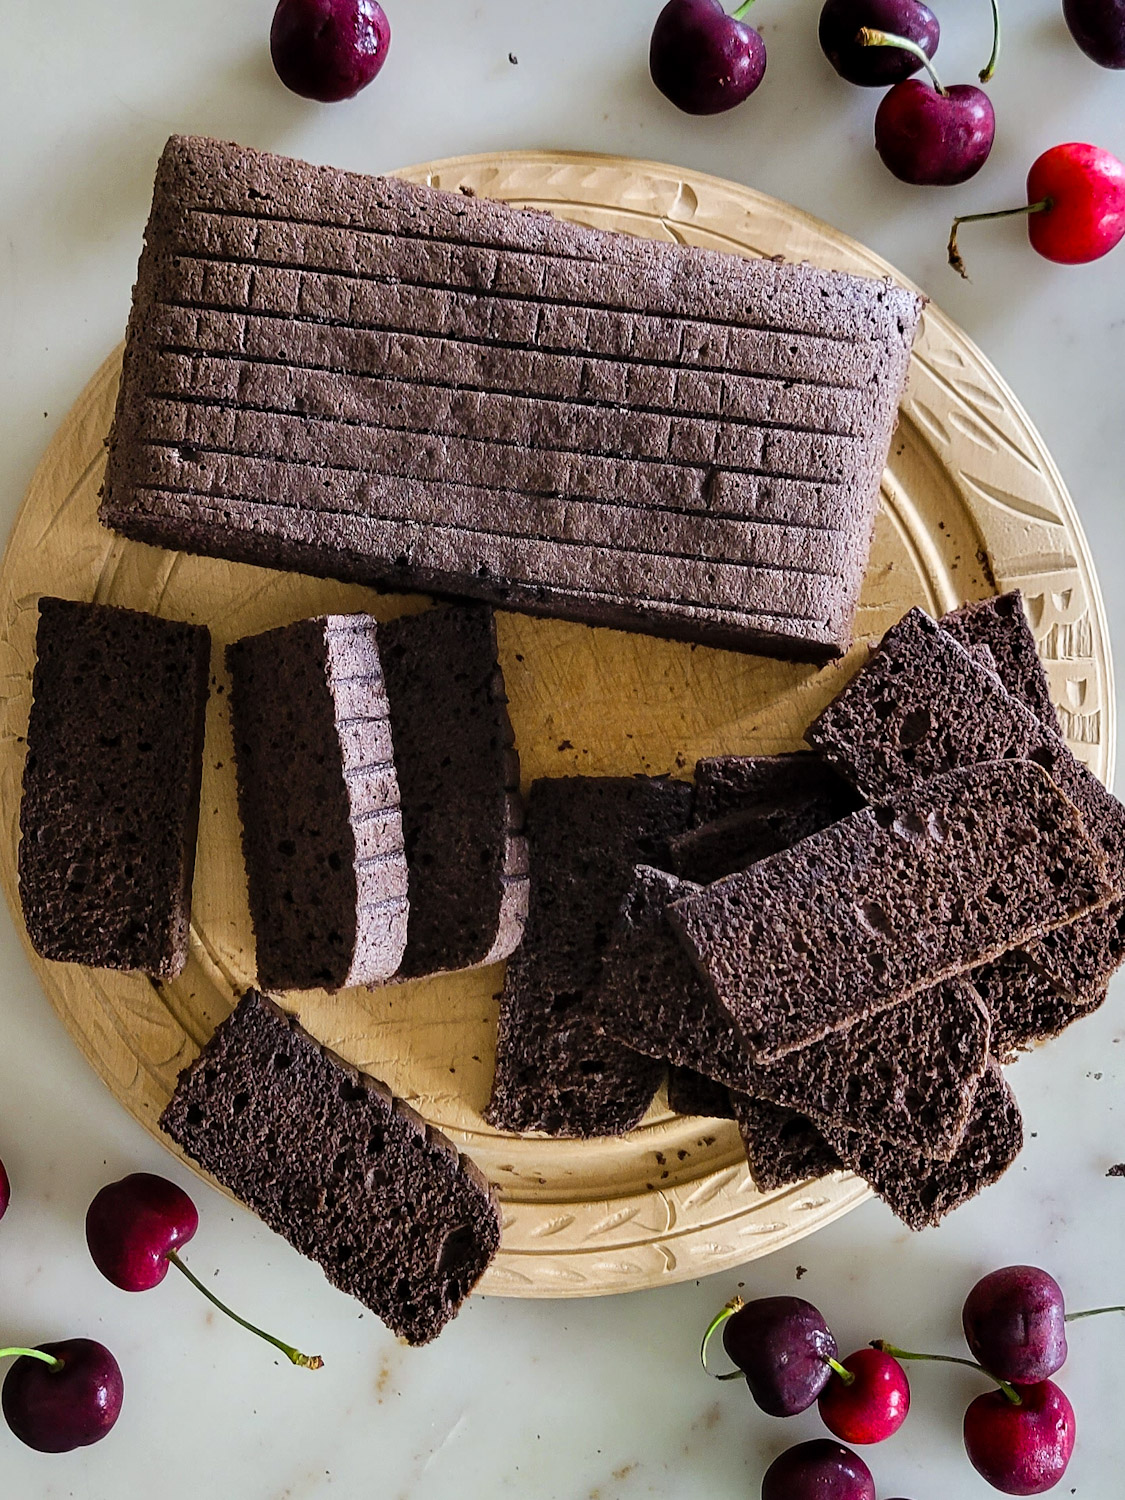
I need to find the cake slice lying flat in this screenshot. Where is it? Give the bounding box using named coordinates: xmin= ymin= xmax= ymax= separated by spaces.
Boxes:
xmin=227 ymin=616 xmax=409 ymax=990
xmin=732 ymin=1098 xmax=842 ymax=1192
xmin=101 ymin=135 xmax=923 ymax=661
xmin=669 ymin=760 xmax=1112 ymax=1062
xmin=808 ymin=608 xmax=1125 ymax=998
xmin=378 ymin=604 xmax=527 ymax=978
xmin=486 ymin=776 xmax=691 ymax=1138
xmin=19 ymin=597 xmax=210 ymax=978
xmin=596 ymin=866 xmax=992 ymax=1158
xmin=942 ymin=592 xmax=1059 ymax=731
xmin=161 ymin=991 xmax=501 ymax=1345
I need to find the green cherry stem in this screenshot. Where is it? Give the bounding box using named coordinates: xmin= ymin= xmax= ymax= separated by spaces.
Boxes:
xmin=826 ymin=1356 xmax=856 ymax=1386
xmin=1066 ymin=1304 xmax=1125 ymax=1322
xmin=979 ymin=0 xmax=1002 ymax=83
xmin=947 ymin=200 xmax=1050 ymax=279
xmin=167 ymin=1251 xmax=324 ymax=1370
xmin=0 ymin=1347 xmax=63 ymax=1371
xmin=732 ymin=0 xmax=757 ymax=18
xmin=701 ymin=1297 xmax=746 ymax=1379
xmin=872 ymin=1340 xmax=1022 ymax=1406
xmin=858 ymin=28 xmax=947 ymax=93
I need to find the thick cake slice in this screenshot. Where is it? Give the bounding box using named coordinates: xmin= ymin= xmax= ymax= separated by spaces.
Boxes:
xmin=596 ymin=866 xmax=991 ymax=1157
xmin=816 ymin=1063 xmax=1023 ymax=1230
xmin=691 ymin=754 xmax=862 ymax=828
xmin=808 ymin=608 xmax=1125 ymax=996
xmin=942 ymin=592 xmax=1059 ymax=731
xmin=486 ymin=776 xmax=692 ymax=1138
xmin=161 ymin=992 xmax=500 ymax=1344
xmin=227 ymin=616 xmax=408 ymax=990
xmin=731 ymin=1097 xmax=842 ymax=1192
xmin=18 ymin=597 xmax=210 ymax=978
xmin=669 ymin=760 xmax=1112 ymax=1062
xmin=378 ymin=604 xmax=527 ymax=977
xmin=100 ymin=135 xmax=923 ymax=661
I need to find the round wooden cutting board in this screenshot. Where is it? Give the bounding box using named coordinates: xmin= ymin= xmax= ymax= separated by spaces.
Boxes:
xmin=0 ymin=151 xmax=1114 ymax=1298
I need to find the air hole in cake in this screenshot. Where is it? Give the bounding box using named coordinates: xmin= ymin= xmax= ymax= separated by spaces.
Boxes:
xmin=339 ymin=1077 xmax=367 ymax=1103
xmin=898 ymin=706 xmax=931 ymax=748
xmin=278 ymin=839 xmax=296 ymax=857
xmin=272 ymin=1052 xmax=291 ymax=1070
xmin=185 ymin=1104 xmax=203 ymax=1127
xmin=435 ymin=1223 xmax=475 ymax=1274
xmin=231 ymin=1091 xmax=249 ymax=1116
xmin=892 ymin=810 xmax=928 ymax=842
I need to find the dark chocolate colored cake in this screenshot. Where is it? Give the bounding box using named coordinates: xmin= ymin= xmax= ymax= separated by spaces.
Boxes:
xmin=101 ymin=136 xmax=923 ymax=661
xmin=19 ymin=597 xmax=210 ymax=978
xmin=161 ymin=991 xmax=501 ymax=1345
xmin=731 ymin=1097 xmax=842 ymax=1193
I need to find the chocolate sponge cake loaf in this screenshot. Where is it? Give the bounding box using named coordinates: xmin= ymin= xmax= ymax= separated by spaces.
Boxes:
xmin=486 ymin=776 xmax=692 ymax=1138
xmin=101 ymin=135 xmax=923 ymax=661
xmin=161 ymin=991 xmax=500 ymax=1344
xmin=378 ymin=604 xmax=527 ymax=977
xmin=669 ymin=760 xmax=1113 ymax=1061
xmin=227 ymin=616 xmax=409 ymax=990
xmin=19 ymin=597 xmax=210 ymax=978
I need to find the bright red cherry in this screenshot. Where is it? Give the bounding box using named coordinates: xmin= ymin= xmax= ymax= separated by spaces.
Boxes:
xmin=86 ymin=1172 xmax=198 ymax=1291
xmin=819 ymin=0 xmax=939 ymax=87
xmin=762 ymin=1440 xmax=876 ymax=1500
xmin=818 ymin=1347 xmax=910 ymax=1444
xmin=949 ymin=144 xmax=1125 ymax=275
xmin=963 ymin=1266 xmax=1068 ymax=1386
xmin=0 ymin=1157 xmax=9 ymax=1221
xmin=650 ymin=0 xmax=767 ymax=116
xmin=1 ymin=1340 xmax=123 ymax=1453
xmin=271 ymin=0 xmax=391 ymax=103
xmin=963 ymin=1380 xmax=1075 ymax=1495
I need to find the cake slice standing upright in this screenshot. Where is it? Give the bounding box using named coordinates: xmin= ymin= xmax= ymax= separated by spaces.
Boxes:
xmin=18 ymin=597 xmax=210 ymax=978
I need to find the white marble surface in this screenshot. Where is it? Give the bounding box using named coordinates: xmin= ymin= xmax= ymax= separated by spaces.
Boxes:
xmin=2 ymin=1 xmax=1124 ymax=1494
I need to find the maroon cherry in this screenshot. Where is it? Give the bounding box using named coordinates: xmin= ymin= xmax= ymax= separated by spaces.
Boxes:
xmin=761 ymin=1440 xmax=876 ymax=1500
xmin=704 ymin=1296 xmax=839 ymax=1416
xmin=87 ymin=1173 xmax=322 ymax=1369
xmin=1 ymin=1341 xmax=123 ymax=1452
xmin=963 ymin=1380 xmax=1076 ymax=1495
xmin=0 ymin=1156 xmax=9 ymax=1221
xmin=650 ymin=0 xmax=767 ymax=116
xmin=819 ymin=0 xmax=939 ymax=87
xmin=1064 ymin=0 xmax=1125 ymax=68
xmin=963 ymin=1267 xmax=1068 ymax=1386
xmin=270 ymin=0 xmax=391 ymax=103
xmin=818 ymin=1346 xmax=910 ymax=1444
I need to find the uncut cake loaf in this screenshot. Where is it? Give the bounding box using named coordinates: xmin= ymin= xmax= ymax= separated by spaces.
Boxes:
xmin=378 ymin=603 xmax=527 ymax=977
xmin=669 ymin=760 xmax=1113 ymax=1061
xmin=161 ymin=991 xmax=500 ymax=1344
xmin=227 ymin=615 xmax=409 ymax=990
xmin=100 ymin=135 xmax=924 ymax=661
xmin=19 ymin=597 xmax=210 ymax=978
xmin=486 ymin=776 xmax=692 ymax=1138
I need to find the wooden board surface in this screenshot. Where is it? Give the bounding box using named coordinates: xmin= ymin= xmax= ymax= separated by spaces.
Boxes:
xmin=0 ymin=150 xmax=1113 ymax=1298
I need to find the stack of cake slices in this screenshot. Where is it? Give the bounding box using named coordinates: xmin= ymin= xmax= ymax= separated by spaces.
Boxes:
xmin=491 ymin=593 xmax=1124 ymax=1230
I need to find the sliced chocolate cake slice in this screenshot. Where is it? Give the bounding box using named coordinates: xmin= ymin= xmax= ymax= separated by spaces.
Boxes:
xmin=669 ymin=760 xmax=1112 ymax=1062
xmin=161 ymin=991 xmax=500 ymax=1345
xmin=731 ymin=1097 xmax=842 ymax=1193
xmin=18 ymin=597 xmax=210 ymax=978
xmin=972 ymin=956 xmax=1107 ymax=1062
xmin=942 ymin=592 xmax=1059 ymax=731
xmin=485 ymin=776 xmax=692 ymax=1138
xmin=378 ymin=604 xmax=527 ymax=977
xmin=596 ymin=866 xmax=992 ymax=1158
xmin=227 ymin=616 xmax=408 ymax=990
xmin=101 ymin=135 xmax=923 ymax=661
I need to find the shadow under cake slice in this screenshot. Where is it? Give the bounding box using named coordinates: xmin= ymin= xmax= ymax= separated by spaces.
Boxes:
xmin=690 ymin=753 xmax=863 ymax=829
xmin=666 ymin=1067 xmax=735 ymax=1119
xmin=485 ymin=775 xmax=692 ymax=1138
xmin=227 ymin=615 xmax=408 ymax=991
xmin=668 ymin=760 xmax=1113 ymax=1062
xmin=377 ymin=603 xmax=527 ymax=978
xmin=160 ymin=991 xmax=500 ymax=1345
xmin=18 ymin=597 xmax=210 ymax=978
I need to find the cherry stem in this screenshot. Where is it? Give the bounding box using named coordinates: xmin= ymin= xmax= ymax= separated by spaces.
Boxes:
xmin=1066 ymin=1305 xmax=1125 ymax=1322
xmin=871 ymin=1340 xmax=1022 ymax=1406
xmin=0 ymin=1347 xmax=64 ymax=1372
xmin=167 ymin=1251 xmax=324 ymax=1370
xmin=980 ymin=0 xmax=1001 ymax=83
xmin=857 ymin=29 xmax=946 ymax=94
xmin=732 ymin=0 xmax=757 ymax=17
xmin=701 ymin=1296 xmax=747 ymax=1380
xmin=826 ymin=1356 xmax=856 ymax=1386
xmin=947 ymin=200 xmax=1051 ymax=279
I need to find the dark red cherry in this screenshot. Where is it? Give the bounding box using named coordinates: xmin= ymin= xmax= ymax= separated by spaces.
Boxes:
xmin=0 ymin=1156 xmax=9 ymax=1221
xmin=818 ymin=1347 xmax=910 ymax=1444
xmin=271 ymin=0 xmax=391 ymax=103
xmin=86 ymin=1172 xmax=198 ymax=1292
xmin=819 ymin=0 xmax=939 ymax=86
xmin=1064 ymin=0 xmax=1125 ymax=68
xmin=963 ymin=1266 xmax=1068 ymax=1385
xmin=650 ymin=0 xmax=767 ymax=116
xmin=762 ymin=1440 xmax=876 ymax=1500
xmin=1 ymin=1341 xmax=123 ymax=1453
xmin=723 ymin=1297 xmax=838 ymax=1417
xmin=963 ymin=1380 xmax=1075 ymax=1495
xmin=875 ymin=79 xmax=995 ymax=186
